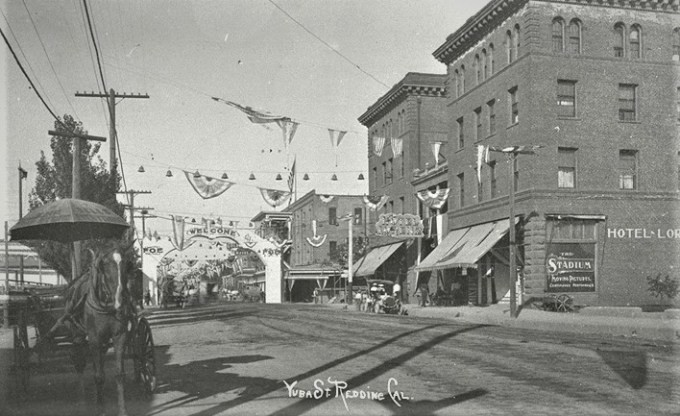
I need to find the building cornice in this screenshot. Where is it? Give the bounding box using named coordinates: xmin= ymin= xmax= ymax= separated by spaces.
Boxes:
xmin=358 ymin=72 xmax=447 ymax=127
xmin=433 ymin=0 xmax=679 ymax=65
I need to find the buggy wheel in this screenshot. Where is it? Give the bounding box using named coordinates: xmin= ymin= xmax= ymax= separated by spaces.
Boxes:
xmin=12 ymin=309 xmax=30 ymax=392
xmin=134 ymin=317 xmax=156 ymax=395
xmin=556 ymin=294 xmax=573 ymax=312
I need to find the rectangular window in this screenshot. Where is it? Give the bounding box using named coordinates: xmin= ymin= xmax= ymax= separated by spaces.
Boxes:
xmin=389 ymin=201 xmax=394 ymax=213
xmin=676 ymin=87 xmax=680 ymax=123
xmin=618 ymin=84 xmax=637 ymax=122
xmin=509 ymin=86 xmax=519 ymax=124
xmin=400 ymin=152 xmax=405 ymax=177
xmin=558 ymin=147 xmax=577 ymax=188
xmin=372 ymin=167 xmax=377 ymax=186
xmin=489 ymin=161 xmax=497 ymax=198
xmin=458 ymin=173 xmax=465 ymax=207
xmin=477 ymin=169 xmax=483 ymax=202
xmin=474 ymin=107 xmax=482 ymax=140
xmin=618 ymin=150 xmax=638 ymax=190
xmin=353 ymin=207 xmax=363 ymax=225
xmin=387 ymin=158 xmax=393 ymax=184
xmin=382 ymin=162 xmax=387 ymax=185
xmin=398 ymin=196 xmax=404 ymax=214
xmin=328 ymin=207 xmax=337 ymax=225
xmin=329 ymin=241 xmax=338 ymax=260
xmin=557 ymin=80 xmax=576 ymax=118
xmin=457 ymin=117 xmax=464 ymax=149
xmin=487 ymin=99 xmax=496 ymax=135
xmin=513 ymin=158 xmax=519 ymax=192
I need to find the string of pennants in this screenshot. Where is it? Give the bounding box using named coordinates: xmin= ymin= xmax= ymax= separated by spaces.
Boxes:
xmin=372 ymin=136 xmax=443 ymax=165
xmin=184 ymin=169 xmax=293 ymax=207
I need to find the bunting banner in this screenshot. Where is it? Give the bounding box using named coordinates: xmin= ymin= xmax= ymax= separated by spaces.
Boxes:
xmin=306 ymin=220 xmax=327 ymax=247
xmin=476 ymin=145 xmax=490 ymax=184
xmin=171 ymin=215 xmax=186 ymax=250
xmin=416 ymin=188 xmax=450 ymax=210
xmin=184 ymin=171 xmax=235 ymax=199
xmin=278 ymin=119 xmax=300 ymax=150
xmin=363 ymin=194 xmax=389 ymax=211
xmin=212 ymin=97 xmax=290 ymax=124
xmin=373 ymin=136 xmax=386 ymax=157
xmin=319 ymin=195 xmax=335 ymax=204
xmin=432 ymin=141 xmax=443 ymax=166
xmin=329 ymin=128 xmax=347 ymax=166
xmin=288 ymin=158 xmax=296 ymax=194
xmin=391 ymin=137 xmax=403 ymax=158
xmin=259 ymin=188 xmax=292 ymax=208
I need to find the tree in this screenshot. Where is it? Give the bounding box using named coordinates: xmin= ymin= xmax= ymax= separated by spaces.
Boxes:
xmin=26 ymin=115 xmax=135 ymax=282
xmin=332 ymin=237 xmax=369 ymax=269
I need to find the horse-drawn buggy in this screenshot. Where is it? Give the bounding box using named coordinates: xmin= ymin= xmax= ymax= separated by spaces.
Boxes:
xmin=7 ymin=199 xmax=157 ymax=415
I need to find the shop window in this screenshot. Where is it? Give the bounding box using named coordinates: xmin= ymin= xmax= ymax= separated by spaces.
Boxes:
xmin=618 ymin=84 xmax=637 ymax=122
xmin=487 ymin=99 xmax=496 ymax=136
xmin=618 ymin=150 xmax=638 ymax=190
xmin=557 ymin=80 xmax=576 ymax=118
xmin=568 ymin=19 xmax=582 ymax=54
xmin=558 ymin=147 xmax=577 ymax=189
xmin=552 ymin=17 xmax=565 ymax=52
xmin=329 ymin=207 xmax=337 ymax=225
xmin=614 ymin=23 xmax=625 ymax=57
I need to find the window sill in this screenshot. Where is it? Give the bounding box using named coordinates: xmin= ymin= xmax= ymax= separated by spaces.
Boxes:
xmin=617 ymin=120 xmax=641 ymax=124
xmin=557 ymin=116 xmax=581 ymax=121
xmin=507 ymin=122 xmax=519 ymax=129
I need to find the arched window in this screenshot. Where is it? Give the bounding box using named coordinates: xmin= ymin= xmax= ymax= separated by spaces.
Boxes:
xmin=614 ymin=23 xmax=625 ymax=57
xmin=568 ymin=19 xmax=581 ymax=54
xmin=552 ymin=18 xmax=565 ymax=52
xmin=489 ymin=43 xmax=495 ymax=74
xmin=514 ymin=24 xmax=521 ymax=56
xmin=673 ymin=28 xmax=680 ymax=61
xmin=507 ymin=30 xmax=514 ymax=63
xmin=475 ymin=54 xmax=481 ymax=84
xmin=630 ymin=25 xmax=641 ymax=59
xmin=482 ymin=49 xmax=488 ymax=80
xmin=454 ymin=69 xmax=460 ymax=97
xmin=461 ymin=65 xmax=466 ymax=93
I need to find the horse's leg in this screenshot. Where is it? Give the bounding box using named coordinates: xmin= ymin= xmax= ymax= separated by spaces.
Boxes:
xmin=113 ymin=329 xmax=129 ymax=416
xmin=90 ymin=335 xmax=106 ymax=416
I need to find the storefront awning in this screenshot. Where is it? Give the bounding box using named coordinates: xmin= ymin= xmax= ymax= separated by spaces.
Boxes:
xmin=352 ymin=241 xmax=404 ymax=277
xmin=416 ymin=218 xmax=517 ymax=271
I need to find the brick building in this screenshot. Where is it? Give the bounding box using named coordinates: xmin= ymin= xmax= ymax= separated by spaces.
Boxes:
xmin=416 ymin=0 xmax=680 ymax=308
xmin=357 ymin=73 xmax=448 ymax=302
xmin=282 ymin=190 xmax=367 ymax=302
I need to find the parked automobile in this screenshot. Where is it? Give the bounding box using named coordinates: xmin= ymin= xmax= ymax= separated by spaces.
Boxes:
xmin=364 ymin=279 xmax=406 ymax=315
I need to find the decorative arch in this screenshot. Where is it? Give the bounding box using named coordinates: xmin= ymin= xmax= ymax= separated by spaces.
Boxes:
xmin=614 ymin=22 xmax=626 ymax=58
xmin=552 ymin=17 xmax=565 ymax=52
xmin=630 ymin=24 xmax=642 ymax=59
xmin=568 ymin=19 xmax=582 ymax=54
xmin=488 ymin=43 xmax=495 ymax=74
xmin=506 ymin=30 xmax=514 ymax=63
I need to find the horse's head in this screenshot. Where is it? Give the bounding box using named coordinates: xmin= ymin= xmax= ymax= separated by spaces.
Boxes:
xmin=88 ymin=248 xmax=127 ymax=311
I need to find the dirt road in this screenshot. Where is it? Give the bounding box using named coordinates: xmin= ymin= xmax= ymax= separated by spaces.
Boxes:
xmin=2 ymin=302 xmax=678 ymax=415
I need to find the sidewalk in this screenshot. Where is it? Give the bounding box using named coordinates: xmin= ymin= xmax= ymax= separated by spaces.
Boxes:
xmin=327 ymin=302 xmax=680 ymax=342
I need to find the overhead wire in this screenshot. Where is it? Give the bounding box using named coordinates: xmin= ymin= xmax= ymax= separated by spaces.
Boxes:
xmin=267 ymin=0 xmax=389 ymax=90
xmin=81 ymin=0 xmax=107 ymax=93
xmin=21 ymin=0 xmax=80 ymax=120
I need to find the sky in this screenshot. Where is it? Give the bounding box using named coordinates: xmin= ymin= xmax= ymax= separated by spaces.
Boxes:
xmin=1 ymin=0 xmax=483 ymax=235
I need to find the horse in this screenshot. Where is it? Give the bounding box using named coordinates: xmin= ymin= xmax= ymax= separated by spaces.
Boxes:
xmin=83 ymin=247 xmax=134 ymax=416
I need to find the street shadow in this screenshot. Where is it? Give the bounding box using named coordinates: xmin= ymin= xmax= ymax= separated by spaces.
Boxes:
xmin=596 ymin=349 xmax=647 ymax=389
xmin=270 ymin=324 xmax=488 ymax=416
xmin=147 ymin=354 xmax=276 ymax=415
xmin=147 ymin=310 xmax=252 ymax=327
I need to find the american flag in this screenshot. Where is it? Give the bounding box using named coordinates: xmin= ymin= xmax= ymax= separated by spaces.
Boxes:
xmin=287 ymin=158 xmax=296 ymax=193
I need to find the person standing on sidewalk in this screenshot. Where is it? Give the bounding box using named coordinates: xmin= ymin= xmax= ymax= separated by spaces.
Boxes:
xmin=419 ymin=283 xmax=429 ymax=307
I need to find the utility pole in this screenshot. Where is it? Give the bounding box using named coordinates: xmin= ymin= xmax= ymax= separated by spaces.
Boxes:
xmin=486 ymin=145 xmax=540 ymax=318
xmin=117 ymin=190 xmax=151 ymax=233
xmin=18 ymin=165 xmax=27 ymax=288
xmin=75 ymin=89 xmax=149 ymax=171
xmin=340 ymin=214 xmax=354 ymax=304
xmin=48 ymin=130 xmax=107 ymax=281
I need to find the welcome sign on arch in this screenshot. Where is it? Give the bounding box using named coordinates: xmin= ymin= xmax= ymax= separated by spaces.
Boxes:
xmin=164 ymin=217 xmax=286 ymax=303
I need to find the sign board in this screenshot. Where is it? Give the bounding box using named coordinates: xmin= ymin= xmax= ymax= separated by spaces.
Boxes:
xmin=375 ymin=213 xmax=424 ymax=238
xmin=546 ymin=243 xmax=596 ymax=292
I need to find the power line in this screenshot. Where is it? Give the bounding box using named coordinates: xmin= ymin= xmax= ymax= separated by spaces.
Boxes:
xmin=267 ymin=0 xmax=389 ymax=89
xmin=81 ymin=0 xmax=107 ymax=93
xmin=21 ymin=0 xmax=80 ymax=120
xmin=0 ymin=23 xmax=65 ymax=129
